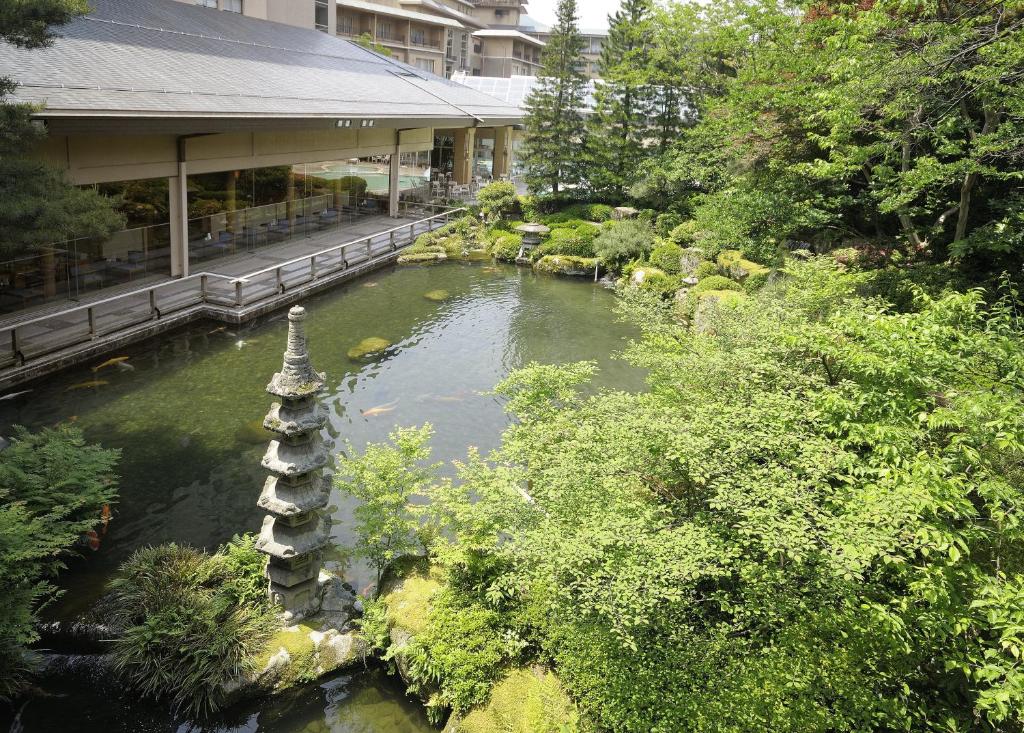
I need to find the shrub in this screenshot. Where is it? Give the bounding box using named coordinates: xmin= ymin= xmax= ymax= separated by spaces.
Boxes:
xmin=404 ymin=216 xmax=482 ymax=260
xmin=593 ymin=220 xmax=656 ymax=270
xmin=0 ymin=426 xmax=119 ymax=700
xmin=585 ymin=204 xmax=615 ymax=222
xmin=655 ymin=212 xmax=683 ymax=238
xmin=534 ymin=236 xmax=597 ymax=259
xmin=669 ymin=221 xmax=698 ymax=247
xmin=336 ymin=176 xmax=368 ymax=199
xmin=488 ymin=231 xmax=524 ymax=262
xmin=694 ymin=261 xmax=720 ymax=279
xmin=692 ymin=275 xmax=743 ymax=294
xmin=108 ymin=540 xmax=278 ymax=716
xmin=636 ymin=269 xmax=680 ymax=297
xmin=534 ymin=255 xmax=599 ymax=276
xmin=744 ymin=270 xmax=772 ymax=293
xmin=477 ymin=181 xmax=520 ymax=224
xmin=649 ymin=242 xmax=684 ymax=274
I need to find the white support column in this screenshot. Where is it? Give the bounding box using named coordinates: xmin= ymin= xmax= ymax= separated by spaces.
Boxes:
xmin=168 ymin=164 xmax=189 ymax=278
xmin=389 ymin=142 xmax=401 ymax=218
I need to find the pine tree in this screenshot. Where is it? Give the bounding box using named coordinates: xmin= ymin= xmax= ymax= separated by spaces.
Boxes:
xmin=1 ymin=0 xmax=122 ymax=259
xmin=586 ymin=0 xmax=657 ymax=199
xmin=521 ymin=0 xmax=589 ymax=195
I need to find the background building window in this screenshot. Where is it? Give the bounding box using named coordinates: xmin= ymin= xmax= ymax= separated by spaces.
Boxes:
xmin=195 ymin=0 xmax=217 ymax=7
xmin=415 ymin=58 xmax=436 ymax=73
xmin=314 ymin=0 xmax=328 ymax=32
xmin=223 ymin=0 xmax=242 ymax=12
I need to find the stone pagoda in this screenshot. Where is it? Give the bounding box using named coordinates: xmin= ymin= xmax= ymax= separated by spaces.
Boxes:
xmin=257 ymin=306 xmax=331 ymax=621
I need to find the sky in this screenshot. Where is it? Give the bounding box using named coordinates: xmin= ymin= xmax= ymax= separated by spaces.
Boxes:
xmin=525 ymin=0 xmax=623 ymax=30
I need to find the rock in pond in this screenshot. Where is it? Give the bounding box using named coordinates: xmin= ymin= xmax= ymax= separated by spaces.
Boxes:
xmin=347 ymin=337 xmax=392 ymax=361
xmin=424 ymin=289 xmax=451 ymax=302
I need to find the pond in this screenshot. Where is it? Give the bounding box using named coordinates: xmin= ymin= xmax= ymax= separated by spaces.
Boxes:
xmin=1 ymin=260 xmax=644 ymax=732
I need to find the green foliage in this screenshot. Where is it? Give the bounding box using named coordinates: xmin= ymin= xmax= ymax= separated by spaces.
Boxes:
xmin=477 ymin=182 xmax=520 ymax=224
xmin=533 ymin=255 xmax=598 ymax=277
xmin=593 ymin=220 xmax=656 ymax=270
xmin=691 ymin=275 xmax=742 ymax=294
xmin=654 ymin=213 xmax=683 ymax=238
xmin=742 ymin=270 xmax=770 ymax=293
xmin=108 ymin=540 xmax=278 ymax=716
xmin=352 ymin=32 xmax=392 ymax=57
xmin=402 ymin=588 xmax=517 ymax=722
xmin=522 ymin=0 xmax=589 ymax=194
xmin=648 ymin=241 xmax=683 ymax=274
xmin=694 ymin=260 xmax=719 ymax=280
xmin=420 ymin=257 xmax=1024 ymax=731
xmin=334 ymin=425 xmax=441 ymax=586
xmin=406 ymin=216 xmax=482 ymax=260
xmin=457 ymin=668 xmax=589 ymax=733
xmin=0 ymin=426 xmax=119 ymax=699
xmin=486 ymin=230 xmax=524 ymax=262
xmin=335 ymin=175 xmax=368 ymax=197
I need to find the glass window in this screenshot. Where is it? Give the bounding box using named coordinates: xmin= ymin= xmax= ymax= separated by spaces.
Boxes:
xmin=223 ymin=0 xmax=242 ymax=12
xmin=195 ymin=0 xmax=217 ymax=7
xmin=415 ymin=58 xmax=436 ymax=73
xmin=314 ymin=0 xmax=328 ymax=31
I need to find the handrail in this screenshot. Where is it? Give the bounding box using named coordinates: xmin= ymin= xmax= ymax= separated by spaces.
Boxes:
xmin=1 ymin=207 xmax=463 ymax=367
xmin=230 ymin=208 xmax=465 ymax=284
xmin=3 ymin=271 xmax=237 ymax=332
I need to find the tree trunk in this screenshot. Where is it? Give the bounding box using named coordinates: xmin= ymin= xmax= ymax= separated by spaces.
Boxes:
xmin=952 ymin=104 xmax=1000 ymax=244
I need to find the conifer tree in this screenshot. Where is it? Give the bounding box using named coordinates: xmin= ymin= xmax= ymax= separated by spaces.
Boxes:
xmin=521 ymin=0 xmax=588 ymax=195
xmin=0 ymin=0 xmax=122 ymax=259
xmin=586 ymin=0 xmax=657 ymax=199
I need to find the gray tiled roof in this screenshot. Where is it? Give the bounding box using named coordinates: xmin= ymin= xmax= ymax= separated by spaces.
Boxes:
xmin=0 ymin=0 xmax=523 ymax=123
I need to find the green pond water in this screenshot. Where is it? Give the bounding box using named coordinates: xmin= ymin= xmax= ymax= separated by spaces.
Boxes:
xmin=1 ymin=260 xmax=643 ymax=732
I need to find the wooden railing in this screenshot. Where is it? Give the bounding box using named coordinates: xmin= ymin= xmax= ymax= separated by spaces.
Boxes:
xmin=1 ymin=208 xmax=463 ymax=370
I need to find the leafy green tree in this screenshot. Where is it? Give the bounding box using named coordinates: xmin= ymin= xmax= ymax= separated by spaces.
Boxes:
xmin=334 ymin=425 xmax=441 ymax=588
xmin=421 ymin=258 xmax=1024 ymax=731
xmin=585 ymin=0 xmax=657 ymax=199
xmin=1 ymin=0 xmax=123 ymax=259
xmin=0 ymin=426 xmax=120 ymax=699
xmin=521 ymin=0 xmax=589 ymax=194
xmin=592 ymin=219 xmax=656 ymax=270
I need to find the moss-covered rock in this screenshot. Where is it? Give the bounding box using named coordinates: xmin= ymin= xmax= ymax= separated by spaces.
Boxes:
xmin=445 ymin=667 xmax=589 ymax=733
xmin=347 ymin=337 xmax=392 ymax=361
xmin=534 ymin=255 xmax=598 ymax=277
xmin=692 ymin=275 xmax=743 ymax=294
xmin=250 ymin=619 xmax=367 ymax=694
xmin=424 ymin=290 xmax=451 ymax=302
xmin=398 ymin=251 xmax=447 ymax=264
xmin=718 ymin=249 xmax=770 ymax=281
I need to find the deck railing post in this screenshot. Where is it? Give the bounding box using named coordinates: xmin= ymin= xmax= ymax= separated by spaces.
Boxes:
xmin=235 ymin=281 xmax=243 ymax=306
xmin=11 ymin=328 xmax=19 ymax=360
xmin=201 ymin=274 xmax=208 ymax=302
xmin=87 ymin=307 xmax=96 ymax=338
xmin=276 ymin=267 xmax=283 ymax=292
xmin=365 ymin=240 xmax=372 ymax=260
xmin=309 ymin=256 xmax=317 ymax=281
xmin=390 ymin=230 xmax=395 ymax=250
xmin=150 ymin=289 xmax=159 ymax=319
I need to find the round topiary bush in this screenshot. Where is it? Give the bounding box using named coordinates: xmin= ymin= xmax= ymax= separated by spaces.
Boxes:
xmin=694 ymin=261 xmax=720 ymax=279
xmin=649 ymin=242 xmax=684 ymax=274
xmin=692 ymin=275 xmax=743 ymax=294
xmin=477 ymin=181 xmax=520 ymax=223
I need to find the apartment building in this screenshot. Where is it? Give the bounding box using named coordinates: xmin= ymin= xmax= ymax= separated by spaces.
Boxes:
xmin=527 ymin=20 xmax=608 ymax=80
xmin=174 ymin=0 xmax=554 ymax=78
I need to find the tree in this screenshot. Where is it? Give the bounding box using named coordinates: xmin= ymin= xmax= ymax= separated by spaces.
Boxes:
xmin=521 ymin=0 xmax=589 ymax=194
xmin=0 ymin=0 xmax=123 ymax=259
xmin=0 ymin=426 xmax=120 ymax=699
xmin=334 ymin=425 xmax=440 ymax=589
xmin=585 ymin=0 xmax=657 ymax=199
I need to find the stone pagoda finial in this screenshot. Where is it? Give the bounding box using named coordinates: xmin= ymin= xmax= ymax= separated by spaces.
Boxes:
xmin=256 ymin=306 xmax=331 ymax=621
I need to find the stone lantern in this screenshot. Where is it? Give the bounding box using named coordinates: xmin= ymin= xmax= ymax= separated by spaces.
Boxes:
xmin=514 ymin=223 xmax=550 ymax=264
xmin=256 ymin=306 xmax=331 ymax=621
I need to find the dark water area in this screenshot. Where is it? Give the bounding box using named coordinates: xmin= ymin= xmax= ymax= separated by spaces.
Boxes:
xmin=1 ymin=261 xmax=644 ymax=732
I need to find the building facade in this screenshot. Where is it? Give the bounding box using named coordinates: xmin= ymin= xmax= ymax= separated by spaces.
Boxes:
xmin=172 ymin=0 xmax=563 ymax=78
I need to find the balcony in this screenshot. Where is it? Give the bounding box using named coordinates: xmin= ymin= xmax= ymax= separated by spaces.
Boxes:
xmin=376 ymin=31 xmax=406 ymax=45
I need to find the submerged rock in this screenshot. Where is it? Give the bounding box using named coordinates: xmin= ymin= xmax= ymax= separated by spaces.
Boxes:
xmin=235 ymin=418 xmax=275 ymax=445
xmin=424 ymin=289 xmax=451 ymax=302
xmin=398 ymin=252 xmax=447 ymax=264
xmin=347 ymin=337 xmax=392 ymax=361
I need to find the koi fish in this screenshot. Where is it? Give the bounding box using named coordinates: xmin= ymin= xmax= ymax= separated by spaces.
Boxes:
xmin=91 ymin=356 xmax=130 ymax=372
xmin=208 ymin=326 xmax=227 ymax=335
xmin=363 ymin=282 xmax=379 ymax=288
xmin=82 ymin=530 xmax=101 ymax=551
xmin=116 ymin=362 xmax=135 ymax=372
xmin=360 ymin=400 xmax=398 ymax=418
xmin=66 ymin=380 xmax=108 ymax=391
xmin=0 ymin=389 xmax=32 ymax=401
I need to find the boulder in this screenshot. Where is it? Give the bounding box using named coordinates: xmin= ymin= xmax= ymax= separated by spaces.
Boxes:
xmin=347 ymin=337 xmax=391 ymax=361
xmin=444 ymin=667 xmax=585 ymax=733
xmin=680 ymin=247 xmax=703 ymax=276
xmin=534 ymin=255 xmax=599 ymax=277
